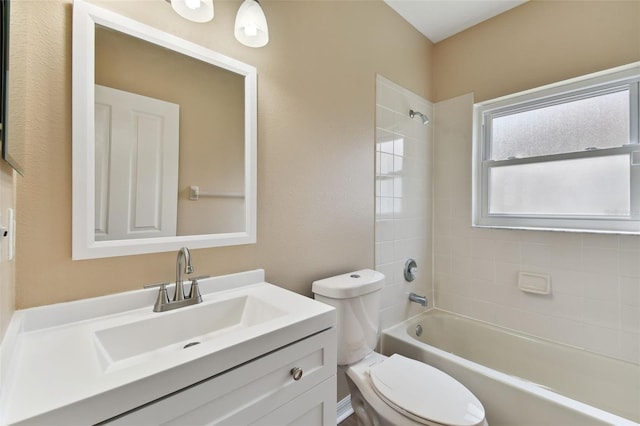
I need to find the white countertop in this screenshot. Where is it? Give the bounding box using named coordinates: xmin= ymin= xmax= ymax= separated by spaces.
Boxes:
xmin=0 ymin=270 xmax=335 ymax=425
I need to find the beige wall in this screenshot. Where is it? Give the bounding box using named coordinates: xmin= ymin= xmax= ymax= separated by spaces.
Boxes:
xmin=13 ymin=0 xmax=433 ymax=309
xmin=433 ymin=0 xmax=640 ymax=103
xmin=0 ymin=0 xmax=28 ymax=339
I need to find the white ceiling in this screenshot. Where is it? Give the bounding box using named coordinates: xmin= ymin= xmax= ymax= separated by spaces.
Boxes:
xmin=384 ymin=0 xmax=529 ymax=43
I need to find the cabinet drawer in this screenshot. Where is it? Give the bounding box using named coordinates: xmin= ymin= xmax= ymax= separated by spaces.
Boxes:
xmin=251 ymin=376 xmax=336 ymax=426
xmin=106 ymin=328 xmax=336 ymax=425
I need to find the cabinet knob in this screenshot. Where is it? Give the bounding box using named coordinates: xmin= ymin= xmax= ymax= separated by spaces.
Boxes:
xmin=290 ymin=367 xmax=303 ymax=381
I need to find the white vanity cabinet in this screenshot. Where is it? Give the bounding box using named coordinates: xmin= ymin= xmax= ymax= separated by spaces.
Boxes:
xmin=103 ymin=328 xmax=337 ymax=425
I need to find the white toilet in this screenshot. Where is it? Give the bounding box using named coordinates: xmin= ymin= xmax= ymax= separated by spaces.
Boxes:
xmin=312 ymin=269 xmax=487 ymax=426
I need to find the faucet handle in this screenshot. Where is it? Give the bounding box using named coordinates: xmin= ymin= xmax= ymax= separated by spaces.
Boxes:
xmin=189 ymin=275 xmax=210 ymax=282
xmin=144 ymin=281 xmax=172 ymax=289
xmin=187 ymin=275 xmax=209 ymax=302
xmin=144 ymin=282 xmax=172 ymax=312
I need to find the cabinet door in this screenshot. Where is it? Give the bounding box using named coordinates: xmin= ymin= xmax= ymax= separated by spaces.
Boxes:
xmin=251 ymin=376 xmax=336 ymax=426
xmin=105 ymin=328 xmax=336 ymax=425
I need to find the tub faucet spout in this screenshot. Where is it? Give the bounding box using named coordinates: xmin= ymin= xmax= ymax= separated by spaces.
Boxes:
xmin=409 ymin=292 xmax=427 ymax=306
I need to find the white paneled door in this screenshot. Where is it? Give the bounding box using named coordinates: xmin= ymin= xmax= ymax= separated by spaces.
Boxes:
xmin=95 ymin=85 xmax=179 ymax=241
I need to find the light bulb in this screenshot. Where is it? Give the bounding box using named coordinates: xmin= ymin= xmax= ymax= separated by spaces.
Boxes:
xmin=244 ymin=23 xmax=258 ymax=37
xmin=170 ymin=0 xmax=213 ymax=22
xmin=184 ymin=0 xmax=201 ymax=10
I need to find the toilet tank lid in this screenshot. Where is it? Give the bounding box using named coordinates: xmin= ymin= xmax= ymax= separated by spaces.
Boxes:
xmin=312 ymin=269 xmax=385 ymax=299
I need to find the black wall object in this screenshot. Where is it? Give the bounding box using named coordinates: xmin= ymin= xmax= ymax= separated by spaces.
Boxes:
xmin=0 ymin=0 xmax=7 ymax=161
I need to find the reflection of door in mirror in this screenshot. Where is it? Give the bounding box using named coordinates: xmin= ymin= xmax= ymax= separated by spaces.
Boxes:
xmin=95 ymin=85 xmax=179 ymax=241
xmin=94 ymin=25 xmax=246 ymax=239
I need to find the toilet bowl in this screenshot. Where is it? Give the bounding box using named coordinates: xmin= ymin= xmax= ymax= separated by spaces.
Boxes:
xmin=312 ymin=270 xmax=487 ymax=426
xmin=346 ymin=352 xmax=487 ymax=426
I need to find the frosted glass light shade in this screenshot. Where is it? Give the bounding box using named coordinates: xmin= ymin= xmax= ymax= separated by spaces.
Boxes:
xmin=235 ymin=0 xmax=269 ymax=48
xmin=171 ymin=0 xmax=214 ymax=23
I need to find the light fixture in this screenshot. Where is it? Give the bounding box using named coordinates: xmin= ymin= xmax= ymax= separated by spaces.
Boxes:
xmin=169 ymin=0 xmax=214 ymax=23
xmin=234 ymin=0 xmax=269 ymax=48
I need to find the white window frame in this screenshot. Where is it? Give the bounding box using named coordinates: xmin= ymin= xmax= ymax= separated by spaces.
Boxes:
xmin=473 ymin=63 xmax=640 ymax=234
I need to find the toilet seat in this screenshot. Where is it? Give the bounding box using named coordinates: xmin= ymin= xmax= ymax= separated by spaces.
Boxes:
xmin=369 ymin=354 xmax=485 ymax=426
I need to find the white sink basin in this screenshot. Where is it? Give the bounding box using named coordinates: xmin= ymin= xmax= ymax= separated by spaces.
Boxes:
xmin=93 ymin=295 xmax=287 ymax=369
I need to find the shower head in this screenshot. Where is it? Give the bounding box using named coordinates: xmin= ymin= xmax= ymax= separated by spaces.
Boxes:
xmin=409 ymin=109 xmax=429 ymax=125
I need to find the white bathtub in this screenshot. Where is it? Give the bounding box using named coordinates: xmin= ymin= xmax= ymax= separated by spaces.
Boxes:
xmin=381 ymin=309 xmax=639 ymax=426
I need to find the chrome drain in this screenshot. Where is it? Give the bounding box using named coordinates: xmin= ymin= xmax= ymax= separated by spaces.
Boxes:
xmin=183 ymin=341 xmax=201 ymax=349
xmin=415 ymin=324 xmax=423 ymax=337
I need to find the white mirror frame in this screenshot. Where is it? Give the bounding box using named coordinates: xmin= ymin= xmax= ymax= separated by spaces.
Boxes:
xmin=72 ymin=0 xmax=257 ymax=260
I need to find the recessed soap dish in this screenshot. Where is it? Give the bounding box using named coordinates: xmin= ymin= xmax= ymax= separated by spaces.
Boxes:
xmin=518 ymin=272 xmax=551 ymax=295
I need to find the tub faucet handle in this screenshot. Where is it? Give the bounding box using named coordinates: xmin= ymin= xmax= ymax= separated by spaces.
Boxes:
xmin=404 ymin=259 xmax=418 ymax=282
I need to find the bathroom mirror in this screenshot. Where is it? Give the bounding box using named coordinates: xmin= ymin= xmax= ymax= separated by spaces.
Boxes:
xmin=1 ymin=0 xmax=25 ymax=175
xmin=72 ymin=0 xmax=257 ymax=259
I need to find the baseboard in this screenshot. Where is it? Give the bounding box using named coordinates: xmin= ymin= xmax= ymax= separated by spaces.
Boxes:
xmin=337 ymin=395 xmax=353 ymax=423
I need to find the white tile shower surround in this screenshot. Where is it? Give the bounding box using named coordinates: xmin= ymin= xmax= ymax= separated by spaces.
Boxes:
xmin=433 ymin=93 xmax=640 ymax=364
xmin=374 ymin=75 xmax=434 ymax=330
xmin=374 ymin=84 xmax=639 ymax=364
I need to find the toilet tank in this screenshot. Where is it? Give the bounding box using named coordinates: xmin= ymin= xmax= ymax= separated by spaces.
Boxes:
xmin=312 ymin=270 xmax=385 ymax=365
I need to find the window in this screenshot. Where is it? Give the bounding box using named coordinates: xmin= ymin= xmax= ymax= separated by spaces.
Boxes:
xmin=473 ymin=63 xmax=640 ymax=234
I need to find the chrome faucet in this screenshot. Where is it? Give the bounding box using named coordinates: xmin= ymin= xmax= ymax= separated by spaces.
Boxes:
xmin=409 ymin=292 xmax=428 ymax=307
xmin=143 ymin=247 xmax=207 ymax=312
